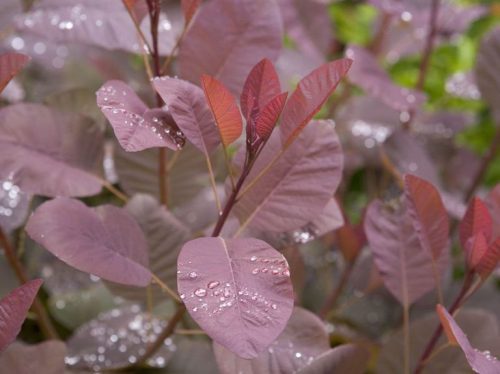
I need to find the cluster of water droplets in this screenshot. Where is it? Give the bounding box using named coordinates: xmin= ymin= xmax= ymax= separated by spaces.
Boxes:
xmin=65 ymin=305 xmax=176 ymax=371
xmin=96 ymin=85 xmax=185 ymax=149
xmin=0 ymin=178 xmax=29 ymax=232
xmin=350 ymin=119 xmax=391 ymax=150
xmin=445 ymin=72 xmax=481 ymax=100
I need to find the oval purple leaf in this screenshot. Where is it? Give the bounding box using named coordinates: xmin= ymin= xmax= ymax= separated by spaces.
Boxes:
xmin=153 ymin=76 xmax=220 ymax=154
xmin=177 ymin=237 xmax=294 ymax=359
xmin=0 ymin=279 xmax=43 ymax=352
xmin=26 ymin=197 xmax=151 ymax=287
xmin=178 ymin=0 xmax=283 ymax=95
xmin=0 ymin=103 xmax=103 ymax=197
xmin=296 ymin=344 xmax=370 ymax=374
xmin=213 ymin=307 xmax=329 ymax=373
xmin=234 ymin=120 xmax=343 ymax=233
xmin=97 ymin=80 xmax=183 ymax=152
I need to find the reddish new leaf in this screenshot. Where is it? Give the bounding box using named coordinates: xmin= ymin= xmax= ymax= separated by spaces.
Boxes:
xmin=404 ymin=175 xmax=449 ymax=261
xmin=122 ymin=0 xmax=148 ymax=21
xmin=466 ymin=233 xmax=489 ymax=272
xmin=153 ymin=76 xmax=220 ymax=154
xmin=475 ymin=237 xmax=500 ymax=280
xmin=97 ymin=80 xmax=183 ymax=152
xmin=240 ymin=58 xmax=282 ymax=121
xmin=254 ymin=92 xmax=288 ymax=140
xmin=181 ymin=0 xmax=202 ymax=24
xmin=201 ymin=75 xmax=243 ymax=147
xmin=0 ymin=103 xmax=103 ymax=197
xmin=279 ymin=58 xmax=352 ymax=146
xmin=459 ymin=197 xmax=493 ymax=251
xmin=178 ymin=0 xmax=283 ymax=95
xmin=0 ymin=279 xmax=43 ymax=352
xmin=213 ymin=307 xmax=329 ymax=373
xmin=26 ymin=198 xmax=151 ymax=287
xmin=437 ymin=305 xmax=500 ymax=374
xmin=177 ymin=237 xmax=294 ymax=359
xmin=364 ymin=195 xmax=449 ymax=306
xmin=233 ymin=120 xmax=343 ymax=233
xmin=0 ymin=53 xmax=30 ymax=93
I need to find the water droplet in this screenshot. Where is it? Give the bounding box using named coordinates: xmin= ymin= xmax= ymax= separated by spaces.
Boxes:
xmin=207 ymin=281 xmax=220 ymax=289
xmin=188 ymin=271 xmax=197 ymax=279
xmin=252 ymin=268 xmax=259 ymax=275
xmin=194 ymin=288 xmax=207 ymax=297
xmin=250 ymin=255 xmax=257 ymax=262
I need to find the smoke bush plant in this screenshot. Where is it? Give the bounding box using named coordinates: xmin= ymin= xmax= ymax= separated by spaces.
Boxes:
xmin=0 ymin=0 xmax=500 ymax=373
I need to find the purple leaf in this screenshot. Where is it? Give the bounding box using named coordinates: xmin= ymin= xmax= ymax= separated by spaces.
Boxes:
xmin=278 ymin=0 xmax=333 ymax=62
xmin=66 ymin=305 xmax=176 ymax=370
xmin=476 ymin=27 xmax=500 ymax=123
xmin=296 ymin=344 xmax=370 ymax=374
xmin=346 ymin=45 xmax=425 ymax=112
xmin=0 ymin=103 xmax=103 ymax=197
xmin=0 ymin=340 xmax=67 ymax=374
xmin=240 ymin=58 xmax=282 ymax=122
xmin=26 ymin=197 xmax=151 ymax=287
xmin=404 ymin=175 xmax=450 ymax=262
xmin=377 ymin=308 xmax=500 ymax=373
xmin=279 ymin=58 xmax=352 ymax=146
xmin=105 ymin=194 xmax=190 ymax=301
xmin=364 ymin=178 xmax=450 ymax=306
xmin=254 ymin=92 xmax=288 ymax=141
xmin=178 ymin=0 xmax=283 ymax=95
xmin=153 ymin=76 xmax=220 ymax=154
xmin=213 ymin=307 xmax=329 ymax=373
xmin=459 ymin=198 xmax=493 ymax=252
xmin=97 ymin=80 xmax=184 ymax=152
xmin=0 ymin=53 xmax=30 ymax=93
xmin=437 ymin=305 xmax=500 ymax=374
xmin=114 ymin=144 xmax=214 ymax=208
xmin=234 ymin=120 xmax=343 ymax=233
xmin=181 ymin=0 xmax=202 ymax=24
xmin=14 ymin=0 xmax=178 ymax=55
xmin=177 ymin=237 xmax=294 ymax=359
xmin=487 ymin=184 xmax=500 ymax=240
xmin=0 ymin=279 xmax=43 ymax=352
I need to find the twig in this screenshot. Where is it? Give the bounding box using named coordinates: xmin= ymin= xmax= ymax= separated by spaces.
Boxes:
xmin=151 ymin=273 xmax=181 ymax=303
xmin=0 ymin=228 xmax=59 ymax=340
xmin=205 ymin=153 xmax=222 ymax=214
xmin=158 ymin=148 xmax=169 ymax=207
xmin=100 ymin=179 xmax=129 ymax=203
xmin=319 ymin=261 xmax=354 ymax=319
xmin=403 ymin=302 xmax=411 ymax=374
xmin=464 ymin=128 xmax=500 ymax=202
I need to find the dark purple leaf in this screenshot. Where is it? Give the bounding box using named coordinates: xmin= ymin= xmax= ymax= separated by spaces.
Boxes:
xmin=437 ymin=305 xmax=500 ymax=374
xmin=364 ymin=177 xmax=449 ymax=305
xmin=0 ymin=103 xmax=103 ymax=197
xmin=178 ymin=0 xmax=283 ymax=95
xmin=234 ymin=120 xmax=343 ymax=233
xmin=240 ymin=58 xmax=282 ymax=121
xmin=105 ymin=194 xmax=190 ymax=301
xmin=153 ymin=76 xmax=220 ymax=154
xmin=26 ymin=197 xmax=151 ymax=287
xmin=213 ymin=307 xmax=329 ymax=373
xmin=279 ymin=58 xmax=352 ymax=145
xmin=346 ymin=45 xmax=425 ymax=112
xmin=296 ymin=344 xmax=370 ymax=374
xmin=177 ymin=237 xmax=294 ymax=359
xmin=0 ymin=53 xmax=30 ymax=93
xmin=97 ymin=80 xmax=183 ymax=152
xmin=66 ymin=305 xmax=176 ymax=370
xmin=0 ymin=279 xmax=43 ymax=352
xmin=0 ymin=340 xmax=66 ymax=374
xmin=254 ymin=92 xmax=288 ymax=141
